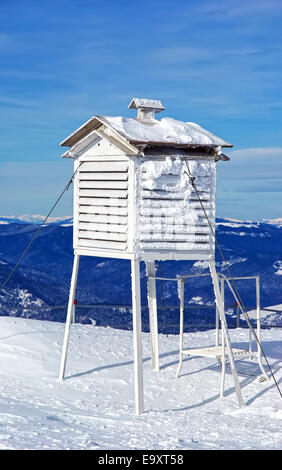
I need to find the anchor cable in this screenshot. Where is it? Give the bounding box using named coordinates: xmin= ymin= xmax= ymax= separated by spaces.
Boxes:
xmin=0 ymin=161 xmax=84 ymax=293
xmin=184 ymin=160 xmax=282 ymax=399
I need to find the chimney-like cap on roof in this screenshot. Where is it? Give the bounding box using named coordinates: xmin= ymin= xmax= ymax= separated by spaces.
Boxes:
xmin=128 ymin=97 xmax=165 ymax=113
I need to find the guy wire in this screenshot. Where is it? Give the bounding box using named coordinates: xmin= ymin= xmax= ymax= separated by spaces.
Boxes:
xmin=184 ymin=159 xmax=282 ymax=399
xmin=0 ymin=162 xmax=84 ymax=293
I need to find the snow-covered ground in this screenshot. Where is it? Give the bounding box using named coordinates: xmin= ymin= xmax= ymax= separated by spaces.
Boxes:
xmin=0 ymin=316 xmax=281 ymax=450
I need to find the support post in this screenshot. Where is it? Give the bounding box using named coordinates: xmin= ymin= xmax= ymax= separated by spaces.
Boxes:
xmin=209 ymin=259 xmax=244 ymax=408
xmin=59 ymin=253 xmax=80 ymax=381
xmin=176 ymin=278 xmax=185 ymax=378
xmin=146 ymin=261 xmax=160 ymax=371
xmin=256 ymin=277 xmax=268 ymax=379
xmin=220 ymin=277 xmax=226 ymax=398
xmin=72 ymin=299 xmax=77 ymax=324
xmin=236 ymin=304 xmax=240 ymax=328
xmin=131 ymin=259 xmax=144 ymax=415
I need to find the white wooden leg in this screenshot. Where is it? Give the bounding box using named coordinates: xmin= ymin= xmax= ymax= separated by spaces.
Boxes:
xmin=71 ymin=302 xmax=76 ymax=324
xmin=131 ymin=259 xmax=144 ymax=416
xmin=176 ymin=278 xmax=184 ymax=378
xmin=220 ymin=278 xmax=226 ymax=397
xmin=209 ymin=259 xmax=244 ymax=408
xmin=256 ymin=277 xmax=268 ymax=379
xmin=146 ymin=261 xmax=160 ymax=372
xmin=59 ymin=254 xmax=80 ymax=381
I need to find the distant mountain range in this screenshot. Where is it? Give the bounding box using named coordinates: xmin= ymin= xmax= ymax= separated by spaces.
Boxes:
xmin=0 ymin=215 xmax=281 ymax=332
xmin=0 ymin=214 xmax=73 ymax=225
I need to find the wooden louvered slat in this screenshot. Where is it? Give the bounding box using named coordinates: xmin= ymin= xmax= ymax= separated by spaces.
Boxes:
xmin=79 ymin=189 xmax=128 ymax=198
xmin=79 ymin=172 xmax=128 ymax=181
xmin=78 ymin=238 xmax=127 ymax=250
xmin=79 ymin=197 xmax=128 ymax=207
xmin=79 ymin=180 xmax=128 ymax=190
xmin=140 ymin=208 xmax=214 ymax=218
xmin=80 ymin=162 xmax=128 ymax=172
xmin=79 ymin=213 xmax=127 ymax=224
xmin=141 ymin=234 xmax=209 ymax=242
xmin=141 ymin=200 xmax=213 ymax=209
xmin=79 ymin=222 xmax=127 ymax=233
xmin=140 ymin=224 xmax=209 ymax=234
xmin=140 ymin=241 xmax=210 ymax=250
xmin=78 ymin=230 xmax=127 ymax=242
xmin=79 ymin=205 xmax=128 ymax=216
xmin=140 ymin=227 xmax=209 ymax=235
xmin=141 ymin=191 xmax=184 ymax=200
xmin=141 ymin=188 xmax=211 ymax=198
xmin=139 ymin=215 xmax=208 ymax=227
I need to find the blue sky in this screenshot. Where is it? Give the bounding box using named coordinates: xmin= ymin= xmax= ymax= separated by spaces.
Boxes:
xmin=0 ymin=0 xmax=282 ymax=219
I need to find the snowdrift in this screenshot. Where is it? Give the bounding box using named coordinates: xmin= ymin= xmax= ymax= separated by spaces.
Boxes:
xmin=0 ymin=316 xmax=281 ymax=450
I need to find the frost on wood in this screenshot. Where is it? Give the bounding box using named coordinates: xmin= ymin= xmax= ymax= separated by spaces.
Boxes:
xmin=135 ymin=156 xmax=215 ymax=255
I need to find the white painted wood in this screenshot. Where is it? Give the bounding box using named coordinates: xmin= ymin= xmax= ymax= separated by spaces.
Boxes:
xmin=78 ymin=238 xmax=127 ymax=250
xmin=59 ymin=254 xmax=80 ymax=381
xmin=79 ymin=171 xmax=129 ymax=180
xmin=79 ymin=197 xmax=128 ymax=207
xmin=79 ymin=213 xmax=127 ymax=224
xmin=79 ymin=189 xmax=128 ymax=199
xmin=256 ymin=277 xmax=268 ymax=379
xmin=126 ymin=158 xmax=136 ymax=255
xmin=75 ymin=247 xmax=134 ymax=259
xmin=80 ymin=161 xmax=128 ymax=172
xmin=79 ymin=180 xmax=128 ymax=189
xmin=79 ymin=222 xmax=127 ymax=233
xmin=131 ymin=259 xmax=144 ymax=415
xmin=95 ymin=126 xmax=140 ymax=155
xmin=79 ymin=205 xmax=128 ymax=216
xmin=79 ymin=155 xmax=129 ymax=162
xmin=62 ymin=131 xmax=101 ymax=158
xmin=73 ymin=159 xmax=80 ymax=251
xmin=209 ymin=259 xmax=244 ymax=408
xmin=220 ymin=278 xmax=225 ymax=399
xmin=181 ymin=346 xmax=249 ymax=358
xmin=82 ymin=135 xmax=127 ymax=157
xmin=146 ymin=261 xmax=160 ymax=371
xmin=175 ymin=278 xmax=185 ymax=378
xmin=79 ymin=171 xmax=128 ymax=182
xmin=79 ymin=230 xmax=127 ymax=242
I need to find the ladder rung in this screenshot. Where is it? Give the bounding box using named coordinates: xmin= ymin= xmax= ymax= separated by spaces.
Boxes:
xmin=181 ymin=346 xmax=250 ymax=358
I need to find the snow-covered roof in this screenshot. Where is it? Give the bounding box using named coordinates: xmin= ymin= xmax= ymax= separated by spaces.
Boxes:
xmin=100 ymin=115 xmax=232 ymax=148
xmin=60 ymin=101 xmax=232 ymax=149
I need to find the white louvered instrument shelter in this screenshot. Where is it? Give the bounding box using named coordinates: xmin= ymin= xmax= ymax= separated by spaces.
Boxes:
xmin=72 ymin=140 xmax=216 ymax=262
xmin=59 ymin=97 xmax=235 ymax=416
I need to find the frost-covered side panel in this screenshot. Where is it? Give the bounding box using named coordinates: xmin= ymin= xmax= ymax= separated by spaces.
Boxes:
xmin=136 ymin=157 xmax=215 ymax=254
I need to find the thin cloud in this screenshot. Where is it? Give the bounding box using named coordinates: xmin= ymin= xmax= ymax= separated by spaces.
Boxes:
xmin=197 ymin=0 xmax=282 ymax=19
xmin=150 ymin=46 xmax=213 ymax=64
